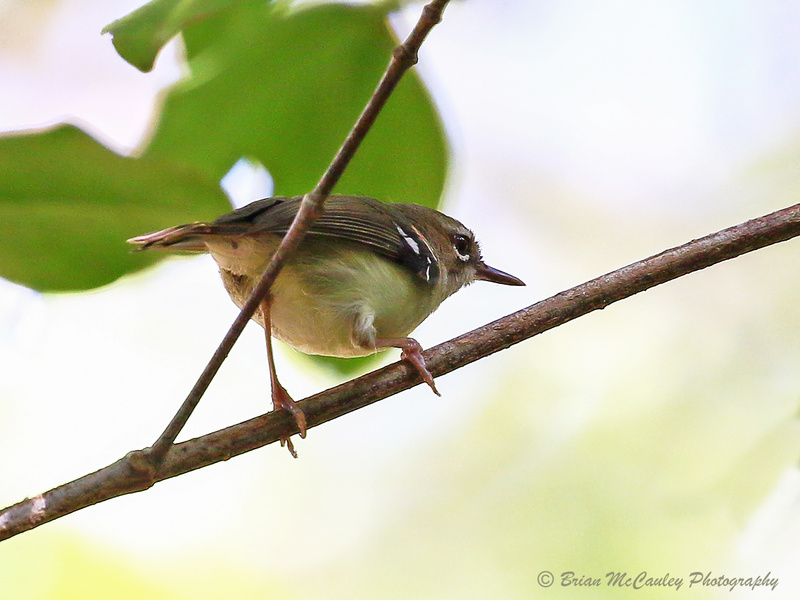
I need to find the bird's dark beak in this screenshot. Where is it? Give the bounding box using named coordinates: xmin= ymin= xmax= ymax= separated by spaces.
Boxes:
xmin=475 ymin=262 xmax=525 ymax=286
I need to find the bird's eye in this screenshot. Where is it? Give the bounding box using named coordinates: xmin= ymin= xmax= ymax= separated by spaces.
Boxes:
xmin=452 ymin=234 xmax=471 ymax=262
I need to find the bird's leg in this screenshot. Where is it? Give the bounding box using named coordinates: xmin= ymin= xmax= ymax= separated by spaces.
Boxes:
xmin=260 ymin=296 xmax=306 ymax=457
xmin=375 ymin=337 xmax=440 ymax=397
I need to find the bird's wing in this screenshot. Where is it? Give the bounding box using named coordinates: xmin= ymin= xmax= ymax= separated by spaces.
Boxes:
xmin=214 ymin=195 xmax=440 ymax=283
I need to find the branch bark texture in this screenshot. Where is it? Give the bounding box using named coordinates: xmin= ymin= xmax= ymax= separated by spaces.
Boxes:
xmin=2 ymin=202 xmax=799 ymax=541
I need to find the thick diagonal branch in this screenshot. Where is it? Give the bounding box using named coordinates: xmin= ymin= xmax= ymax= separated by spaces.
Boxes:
xmin=2 ymin=202 xmax=798 ymax=541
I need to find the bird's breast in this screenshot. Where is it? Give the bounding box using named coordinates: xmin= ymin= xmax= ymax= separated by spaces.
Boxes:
xmin=217 ymin=242 xmax=443 ymax=358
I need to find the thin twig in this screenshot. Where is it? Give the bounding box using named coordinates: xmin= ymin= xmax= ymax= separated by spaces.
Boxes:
xmin=2 ymin=202 xmax=798 ymax=540
xmin=146 ymin=0 xmax=452 ymax=466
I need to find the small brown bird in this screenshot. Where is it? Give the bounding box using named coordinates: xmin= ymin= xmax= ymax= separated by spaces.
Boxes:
xmin=129 ymin=195 xmax=524 ymax=455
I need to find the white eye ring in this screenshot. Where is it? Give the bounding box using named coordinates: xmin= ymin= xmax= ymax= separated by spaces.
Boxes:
xmin=452 ymin=234 xmax=471 ymax=262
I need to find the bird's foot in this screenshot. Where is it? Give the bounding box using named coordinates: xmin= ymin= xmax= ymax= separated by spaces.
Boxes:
xmin=271 ymin=382 xmax=307 ymax=458
xmin=399 ymin=339 xmax=440 ymax=397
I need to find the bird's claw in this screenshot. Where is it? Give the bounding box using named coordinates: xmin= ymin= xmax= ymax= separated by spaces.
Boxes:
xmin=400 ymin=340 xmax=440 ymax=396
xmin=272 ymin=383 xmax=307 ymax=458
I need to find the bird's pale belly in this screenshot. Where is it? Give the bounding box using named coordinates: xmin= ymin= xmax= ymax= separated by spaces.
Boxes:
xmin=218 ymin=246 xmax=440 ymax=358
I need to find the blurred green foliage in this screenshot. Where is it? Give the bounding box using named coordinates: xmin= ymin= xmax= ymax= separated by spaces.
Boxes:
xmin=0 ymin=0 xmax=447 ymax=294
xmin=0 ymin=125 xmax=228 ymax=291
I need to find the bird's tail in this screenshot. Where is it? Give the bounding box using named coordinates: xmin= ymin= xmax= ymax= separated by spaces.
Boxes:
xmin=127 ymin=223 xmax=216 ymax=252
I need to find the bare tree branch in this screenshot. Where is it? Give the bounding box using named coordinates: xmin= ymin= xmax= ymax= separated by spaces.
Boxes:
xmin=147 ymin=0 xmax=452 ymax=466
xmin=2 ymin=202 xmax=799 ymax=541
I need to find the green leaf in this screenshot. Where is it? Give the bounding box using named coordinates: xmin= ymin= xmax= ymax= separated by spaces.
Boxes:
xmin=4 ymin=0 xmax=448 ymax=377
xmin=102 ymin=0 xmax=241 ymax=72
xmin=144 ymin=1 xmax=448 ymax=207
xmin=133 ymin=0 xmax=447 ymax=375
xmin=0 ymin=125 xmax=230 ymax=291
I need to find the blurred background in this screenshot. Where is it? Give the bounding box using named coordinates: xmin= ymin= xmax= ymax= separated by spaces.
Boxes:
xmin=2 ymin=0 xmax=800 ymax=597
